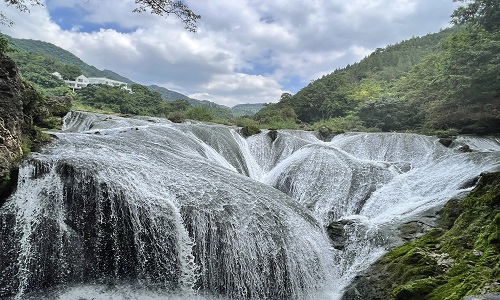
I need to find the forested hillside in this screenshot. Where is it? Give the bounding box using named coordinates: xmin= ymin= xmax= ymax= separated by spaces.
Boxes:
xmin=3 ymin=35 xmax=130 ymax=81
xmin=257 ymin=6 xmax=500 ymax=135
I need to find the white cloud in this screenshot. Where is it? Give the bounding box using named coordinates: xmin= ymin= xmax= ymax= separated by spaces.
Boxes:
xmin=0 ymin=0 xmax=458 ymax=106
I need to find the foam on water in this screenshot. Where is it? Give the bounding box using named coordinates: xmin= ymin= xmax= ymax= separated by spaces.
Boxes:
xmin=1 ymin=111 xmax=499 ymax=299
xmin=1 ymin=112 xmax=334 ymax=300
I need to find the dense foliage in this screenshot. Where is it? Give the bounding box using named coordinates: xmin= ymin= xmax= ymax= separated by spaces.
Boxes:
xmin=258 ymin=2 xmax=499 ymax=135
xmin=74 ymin=83 xmax=193 ymax=118
xmin=257 ymin=28 xmax=455 ymax=126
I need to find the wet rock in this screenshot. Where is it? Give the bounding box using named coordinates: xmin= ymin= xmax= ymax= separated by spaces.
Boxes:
xmin=439 ymin=138 xmax=453 ymax=147
xmin=0 ymin=55 xmax=27 ymax=207
xmin=267 ymin=130 xmax=278 ymax=142
xmin=464 ymin=293 xmax=500 ymax=300
xmin=317 ymin=125 xmax=333 ymax=141
xmin=399 ymin=221 xmax=433 ymax=241
xmin=459 ymin=144 xmax=473 ymax=152
xmin=326 ymin=219 xmax=356 ymax=250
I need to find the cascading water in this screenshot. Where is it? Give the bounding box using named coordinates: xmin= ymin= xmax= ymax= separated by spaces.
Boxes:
xmin=1 ymin=111 xmax=499 ymax=300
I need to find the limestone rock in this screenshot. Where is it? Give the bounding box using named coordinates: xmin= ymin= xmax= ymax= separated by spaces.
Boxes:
xmin=0 ymin=54 xmax=40 ymax=206
xmin=0 ymin=55 xmax=25 ymax=184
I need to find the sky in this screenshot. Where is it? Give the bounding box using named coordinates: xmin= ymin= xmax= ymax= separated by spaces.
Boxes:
xmin=0 ymin=0 xmax=458 ymax=107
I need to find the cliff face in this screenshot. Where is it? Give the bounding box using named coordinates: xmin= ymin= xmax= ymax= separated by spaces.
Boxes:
xmin=0 ymin=54 xmax=33 ymax=203
xmin=0 ymin=53 xmax=72 ymax=206
xmin=342 ymin=172 xmax=500 ymax=300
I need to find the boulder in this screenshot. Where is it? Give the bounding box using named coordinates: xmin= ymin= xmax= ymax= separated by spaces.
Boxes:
xmin=438 ymin=138 xmax=453 ymax=147
xmin=267 ymin=129 xmax=278 ymax=142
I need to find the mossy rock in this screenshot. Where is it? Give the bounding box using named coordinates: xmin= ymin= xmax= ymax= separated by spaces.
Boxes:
xmin=241 ymin=125 xmax=261 ymax=137
xmin=437 ymin=199 xmax=464 ymax=229
xmin=392 ymin=278 xmax=443 ymax=300
xmin=342 ymin=172 xmax=500 ymax=300
xmin=267 ymin=130 xmax=278 ymax=142
xmin=317 ymin=125 xmax=333 ymax=140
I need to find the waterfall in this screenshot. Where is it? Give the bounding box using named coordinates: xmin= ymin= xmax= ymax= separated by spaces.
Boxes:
xmin=0 ymin=112 xmax=333 ymax=300
xmin=1 ymin=111 xmax=499 ymax=299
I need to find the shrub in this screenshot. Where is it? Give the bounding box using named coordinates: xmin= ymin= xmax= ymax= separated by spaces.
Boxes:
xmin=168 ymin=111 xmax=186 ymax=123
xmin=241 ymin=125 xmax=261 ymax=137
xmin=186 ymin=106 xmax=214 ymax=122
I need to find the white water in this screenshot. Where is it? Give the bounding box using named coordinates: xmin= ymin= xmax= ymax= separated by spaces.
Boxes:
xmin=1 ymin=111 xmax=499 ymax=300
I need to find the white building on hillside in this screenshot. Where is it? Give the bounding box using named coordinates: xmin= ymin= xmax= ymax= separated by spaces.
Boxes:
xmin=52 ymin=72 xmax=132 ymax=92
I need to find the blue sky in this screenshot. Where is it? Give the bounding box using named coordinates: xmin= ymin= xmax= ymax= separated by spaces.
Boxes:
xmin=0 ymin=0 xmax=458 ymax=106
xmin=47 ymin=5 xmax=137 ymax=33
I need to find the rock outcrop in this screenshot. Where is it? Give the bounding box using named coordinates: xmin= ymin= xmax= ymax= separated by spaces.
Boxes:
xmin=342 ymin=172 xmax=500 ymax=300
xmin=0 ymin=54 xmax=31 ymax=204
xmin=0 ymin=54 xmax=69 ymax=206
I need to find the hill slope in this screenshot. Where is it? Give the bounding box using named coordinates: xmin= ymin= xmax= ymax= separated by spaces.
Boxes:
xmin=2 ymin=34 xmax=200 ymax=103
xmin=3 ymin=35 xmax=127 ymax=81
xmin=259 ymin=25 xmax=499 ymax=134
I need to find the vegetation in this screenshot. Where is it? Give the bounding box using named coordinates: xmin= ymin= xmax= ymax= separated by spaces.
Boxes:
xmin=74 ymin=84 xmax=171 ymax=117
xmin=240 ymin=125 xmax=261 ymax=137
xmin=3 ymin=35 xmax=134 ymax=82
xmin=258 ymin=28 xmax=455 ymax=131
xmin=257 ymin=0 xmax=499 ymax=135
xmin=185 ymin=105 xmax=215 ymax=122
xmin=451 ymin=0 xmax=500 ymax=30
xmin=231 ymin=103 xmax=266 ymax=117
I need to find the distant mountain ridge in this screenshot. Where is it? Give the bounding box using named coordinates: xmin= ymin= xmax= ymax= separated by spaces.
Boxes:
xmin=231 ymin=103 xmax=265 ymax=117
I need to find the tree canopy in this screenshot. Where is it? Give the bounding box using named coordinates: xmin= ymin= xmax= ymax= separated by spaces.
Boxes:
xmin=451 ymin=0 xmax=500 ymax=30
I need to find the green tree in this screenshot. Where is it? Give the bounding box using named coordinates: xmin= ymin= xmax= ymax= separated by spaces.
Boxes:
xmin=58 ymin=64 xmax=81 ymax=80
xmin=186 ymin=106 xmax=214 ymax=122
xmin=358 ymin=98 xmax=416 ymax=131
xmin=23 ymin=70 xmax=65 ymax=88
xmin=451 ymin=0 xmax=500 ymax=30
xmin=171 ymin=99 xmax=190 ymax=111
xmin=279 ymin=92 xmax=292 ymax=102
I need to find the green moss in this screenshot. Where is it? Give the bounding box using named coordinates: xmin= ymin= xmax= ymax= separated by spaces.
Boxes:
xmin=393 ymin=278 xmax=443 ymax=300
xmin=432 ymin=129 xmax=459 ymax=139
